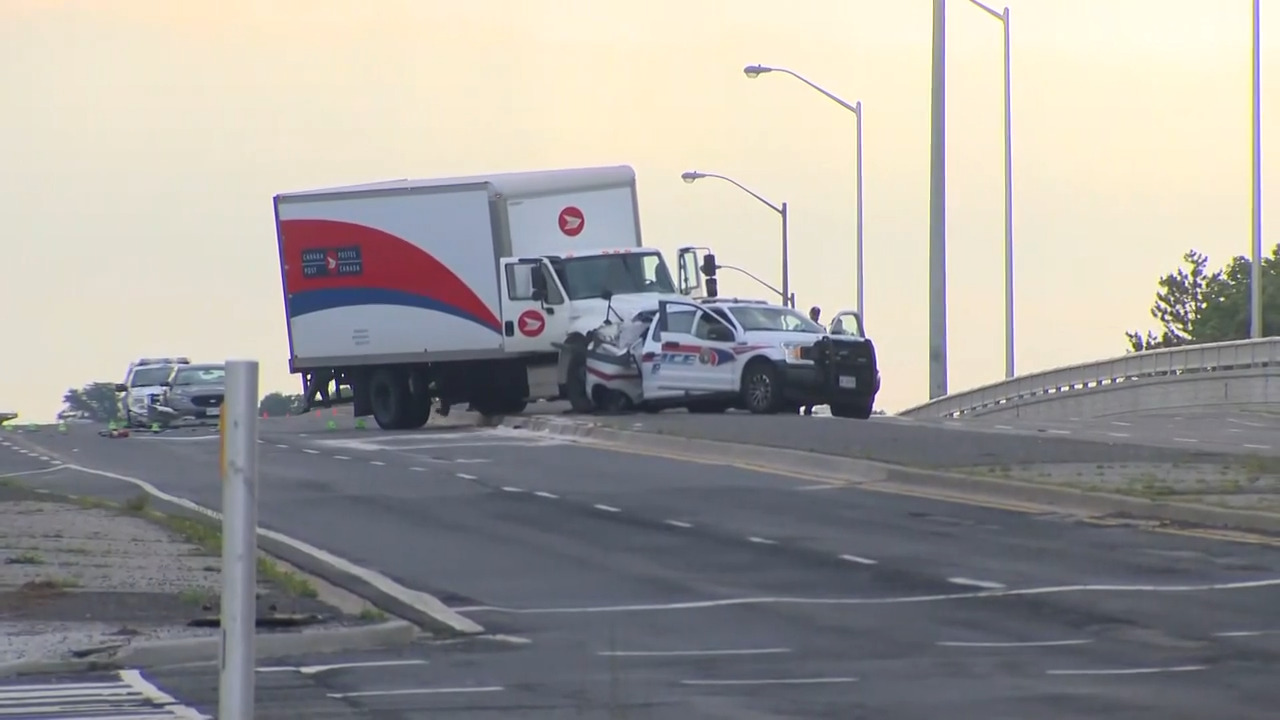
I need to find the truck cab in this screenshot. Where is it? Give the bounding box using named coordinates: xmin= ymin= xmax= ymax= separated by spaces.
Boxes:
xmin=498 ymin=246 xmax=703 ymax=412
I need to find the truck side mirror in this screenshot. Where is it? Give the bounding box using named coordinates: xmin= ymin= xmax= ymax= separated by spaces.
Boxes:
xmin=531 ymin=288 xmax=546 ymax=303
xmin=531 ymin=266 xmax=548 ymax=295
xmin=114 ymin=383 xmax=128 ymax=393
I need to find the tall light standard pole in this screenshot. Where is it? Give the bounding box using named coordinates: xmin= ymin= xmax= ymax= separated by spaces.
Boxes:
xmin=1251 ymin=0 xmax=1264 ymax=338
xmin=744 ymin=64 xmax=865 ymax=321
xmin=681 ymin=170 xmax=793 ymax=307
xmin=967 ymin=0 xmax=1016 ymax=378
xmin=929 ymin=0 xmax=949 ymax=399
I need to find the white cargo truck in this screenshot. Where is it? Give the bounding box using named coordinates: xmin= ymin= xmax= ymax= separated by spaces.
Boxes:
xmin=273 ymin=165 xmax=706 ymax=429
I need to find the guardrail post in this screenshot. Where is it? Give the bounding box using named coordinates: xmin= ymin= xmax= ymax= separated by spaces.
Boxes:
xmin=219 ymin=359 xmax=259 ymax=720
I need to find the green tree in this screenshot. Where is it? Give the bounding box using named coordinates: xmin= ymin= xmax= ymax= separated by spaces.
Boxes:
xmin=259 ymin=392 xmax=305 ymax=417
xmin=1127 ymin=245 xmax=1280 ymax=352
xmin=61 ymin=382 xmax=122 ymax=422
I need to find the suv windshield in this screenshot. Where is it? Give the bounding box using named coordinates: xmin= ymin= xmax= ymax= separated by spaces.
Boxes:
xmin=728 ymin=306 xmax=825 ymax=333
xmin=549 ymin=252 xmax=676 ymax=301
xmin=130 ymin=366 xmax=174 ymax=387
xmin=173 ymin=367 xmax=226 ymax=385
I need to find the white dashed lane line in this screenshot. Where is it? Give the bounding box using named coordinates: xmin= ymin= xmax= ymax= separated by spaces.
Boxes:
xmin=839 ymin=554 xmax=878 ymax=565
xmin=533 ymin=491 xmax=559 ymax=499
xmin=593 ymin=504 xmax=622 ymax=513
xmin=333 ymin=455 xmax=351 ymax=461
xmin=302 ymin=449 xmax=320 ymax=454
xmin=1046 ymin=665 xmax=1206 ymax=676
xmin=665 ymin=520 xmax=694 ymax=528
xmin=747 ymin=536 xmax=779 ymax=545
xmin=947 ymin=577 xmax=1007 ymax=590
xmin=456 ymin=473 xmax=477 ymax=480
xmin=937 ymin=639 xmax=1093 ymax=648
xmin=370 ymin=460 xmax=386 ymax=466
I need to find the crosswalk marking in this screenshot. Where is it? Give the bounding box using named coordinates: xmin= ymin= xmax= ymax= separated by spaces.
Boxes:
xmin=0 ymin=669 xmax=206 ymax=719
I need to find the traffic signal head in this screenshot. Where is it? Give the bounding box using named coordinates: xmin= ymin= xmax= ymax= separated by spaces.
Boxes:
xmin=700 ymin=253 xmax=717 ymax=278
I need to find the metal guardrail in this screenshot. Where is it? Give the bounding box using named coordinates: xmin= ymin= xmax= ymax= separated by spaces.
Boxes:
xmin=898 ymin=337 xmax=1280 ymax=419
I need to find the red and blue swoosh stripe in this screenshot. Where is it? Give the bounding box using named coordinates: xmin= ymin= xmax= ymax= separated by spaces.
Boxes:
xmin=280 ymin=219 xmax=501 ymax=333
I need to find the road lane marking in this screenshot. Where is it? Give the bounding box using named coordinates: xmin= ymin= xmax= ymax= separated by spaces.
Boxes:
xmin=410 ymin=467 xmax=426 ymax=471
xmin=302 ymin=449 xmax=320 ymax=454
xmin=994 ymin=425 xmax=1013 ymax=430
xmin=327 ymin=686 xmax=504 ymax=698
xmin=680 ymin=677 xmax=857 ymax=686
xmin=259 ymin=659 xmax=428 ymax=675
xmin=449 ymin=578 xmax=1280 ymax=615
xmin=500 ymin=487 xmax=524 ymax=493
xmin=600 ymin=648 xmax=791 ymax=657
xmin=534 ymin=491 xmax=559 ymax=499
xmin=333 ymin=455 xmax=350 ymax=460
xmin=1173 ymin=438 xmax=1199 ymax=443
xmin=937 ymin=639 xmax=1093 ymax=648
xmin=1213 ymin=630 xmax=1280 ymax=637
xmin=1111 ymin=421 xmax=1131 ymax=426
xmin=1107 ymin=432 xmax=1131 ymax=438
xmin=665 ymin=520 xmax=693 ymax=528
xmin=593 ymin=504 xmax=622 ymax=512
xmin=747 ymin=536 xmax=778 ymax=545
xmin=1046 ymin=429 xmax=1071 ymax=435
xmin=369 ymin=461 xmax=386 ymax=466
xmin=1243 ymin=444 xmax=1271 ymax=449
xmin=947 ymin=577 xmax=1006 ymax=589
xmin=1047 ymin=665 xmax=1205 ymax=676
xmin=456 ymin=473 xmax=477 ymax=480
xmin=838 ymin=554 xmax=878 ymax=565
xmin=274 ymin=444 xmax=289 ymax=449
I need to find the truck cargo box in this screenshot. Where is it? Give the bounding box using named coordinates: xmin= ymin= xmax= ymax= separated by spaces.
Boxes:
xmin=274 ymin=165 xmax=641 ymax=370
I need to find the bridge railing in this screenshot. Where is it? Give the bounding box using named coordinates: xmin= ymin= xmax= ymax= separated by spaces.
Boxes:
xmin=897 ymin=337 xmax=1280 ymax=419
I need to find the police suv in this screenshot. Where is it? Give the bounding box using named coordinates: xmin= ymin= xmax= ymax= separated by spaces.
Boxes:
xmin=114 ymin=357 xmax=190 ymax=427
xmin=589 ymin=298 xmax=880 ymax=418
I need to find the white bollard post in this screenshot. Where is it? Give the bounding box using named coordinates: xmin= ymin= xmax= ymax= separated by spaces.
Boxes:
xmin=219 ymin=359 xmax=259 ymax=720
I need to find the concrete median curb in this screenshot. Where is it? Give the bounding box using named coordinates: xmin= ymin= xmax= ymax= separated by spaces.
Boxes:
xmin=502 ymin=415 xmax=1280 ymax=536
xmin=0 ymin=620 xmax=419 ymax=677
xmin=1 ymin=433 xmax=486 ymax=638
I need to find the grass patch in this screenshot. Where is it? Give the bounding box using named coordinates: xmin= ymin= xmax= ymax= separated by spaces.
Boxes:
xmin=358 ymin=607 xmax=388 ymax=621
xmin=5 ymin=551 xmax=45 ymax=565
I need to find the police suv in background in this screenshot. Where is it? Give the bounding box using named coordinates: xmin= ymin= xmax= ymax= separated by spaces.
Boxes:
xmin=115 ymin=357 xmax=190 ymax=427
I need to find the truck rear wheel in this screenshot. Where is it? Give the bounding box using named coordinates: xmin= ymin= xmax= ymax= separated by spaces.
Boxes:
xmin=369 ymin=367 xmax=410 ymax=430
xmin=740 ymin=360 xmax=784 ymax=414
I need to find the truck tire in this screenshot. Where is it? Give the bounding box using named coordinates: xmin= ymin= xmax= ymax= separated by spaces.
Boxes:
xmin=563 ymin=337 xmax=594 ymax=414
xmin=369 ymin=367 xmax=410 ymax=430
xmin=400 ymin=369 xmax=433 ymax=429
xmin=830 ymin=401 xmax=873 ymax=420
xmin=739 ymin=359 xmax=784 ymax=415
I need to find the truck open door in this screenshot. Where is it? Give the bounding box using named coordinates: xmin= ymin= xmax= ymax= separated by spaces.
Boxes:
xmin=827 ymin=310 xmax=865 ymax=338
xmin=676 ymin=246 xmax=708 ymax=297
xmin=499 ymin=258 xmax=570 ymax=354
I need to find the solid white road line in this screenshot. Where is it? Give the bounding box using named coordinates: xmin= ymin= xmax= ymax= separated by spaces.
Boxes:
xmin=327 ymin=686 xmax=503 ymax=698
xmin=258 ymin=659 xmax=429 ymax=675
xmin=680 ymin=677 xmax=857 ymax=686
xmin=838 ymin=554 xmax=878 ymax=565
xmin=1046 ymin=665 xmax=1206 ymax=676
xmin=599 ymin=648 xmax=791 ymax=657
xmin=947 ymin=577 xmax=1007 ymax=589
xmin=937 ymin=639 xmax=1093 ymax=648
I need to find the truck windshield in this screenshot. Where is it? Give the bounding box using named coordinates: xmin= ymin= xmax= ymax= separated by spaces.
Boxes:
xmin=549 ymin=252 xmax=676 ymax=300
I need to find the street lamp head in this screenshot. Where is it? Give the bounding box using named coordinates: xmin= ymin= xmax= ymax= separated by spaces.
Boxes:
xmin=681 ymin=171 xmax=705 ymax=184
xmin=743 ymin=64 xmax=774 ymax=79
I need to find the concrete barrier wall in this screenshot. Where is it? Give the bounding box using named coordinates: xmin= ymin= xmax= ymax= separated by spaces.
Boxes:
xmin=899 ymin=338 xmax=1280 ymax=420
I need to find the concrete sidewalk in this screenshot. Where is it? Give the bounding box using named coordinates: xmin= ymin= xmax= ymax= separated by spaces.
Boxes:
xmin=0 ymin=482 xmax=415 ymax=675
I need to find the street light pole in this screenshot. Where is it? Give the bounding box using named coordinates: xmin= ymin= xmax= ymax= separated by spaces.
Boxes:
xmin=928 ymin=0 xmax=949 ymax=400
xmin=743 ymin=64 xmax=864 ymax=319
xmin=681 ymin=170 xmax=792 ymax=307
xmin=1251 ymin=0 xmax=1264 ymax=339
xmin=968 ymin=0 xmax=1016 ymax=378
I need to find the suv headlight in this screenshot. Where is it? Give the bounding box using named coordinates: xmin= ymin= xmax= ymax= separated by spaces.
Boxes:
xmin=779 ymin=342 xmax=813 ymax=364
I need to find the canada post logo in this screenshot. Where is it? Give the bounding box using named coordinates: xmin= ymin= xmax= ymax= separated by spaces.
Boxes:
xmin=301 ymin=246 xmax=363 ymax=278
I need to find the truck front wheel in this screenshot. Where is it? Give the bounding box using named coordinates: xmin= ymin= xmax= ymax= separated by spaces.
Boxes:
xmin=563 ymin=337 xmax=594 ymax=414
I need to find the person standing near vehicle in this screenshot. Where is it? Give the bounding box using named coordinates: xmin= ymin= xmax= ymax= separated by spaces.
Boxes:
xmin=802 ymin=306 xmax=823 ymax=415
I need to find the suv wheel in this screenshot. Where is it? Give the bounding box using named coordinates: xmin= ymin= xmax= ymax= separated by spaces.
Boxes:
xmin=740 ymin=361 xmax=783 ymax=414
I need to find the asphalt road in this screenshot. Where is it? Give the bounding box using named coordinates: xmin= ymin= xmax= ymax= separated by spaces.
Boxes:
xmin=525 ymin=404 xmax=1280 ymax=467
xmin=4 ymin=420 xmax=1280 ymax=718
